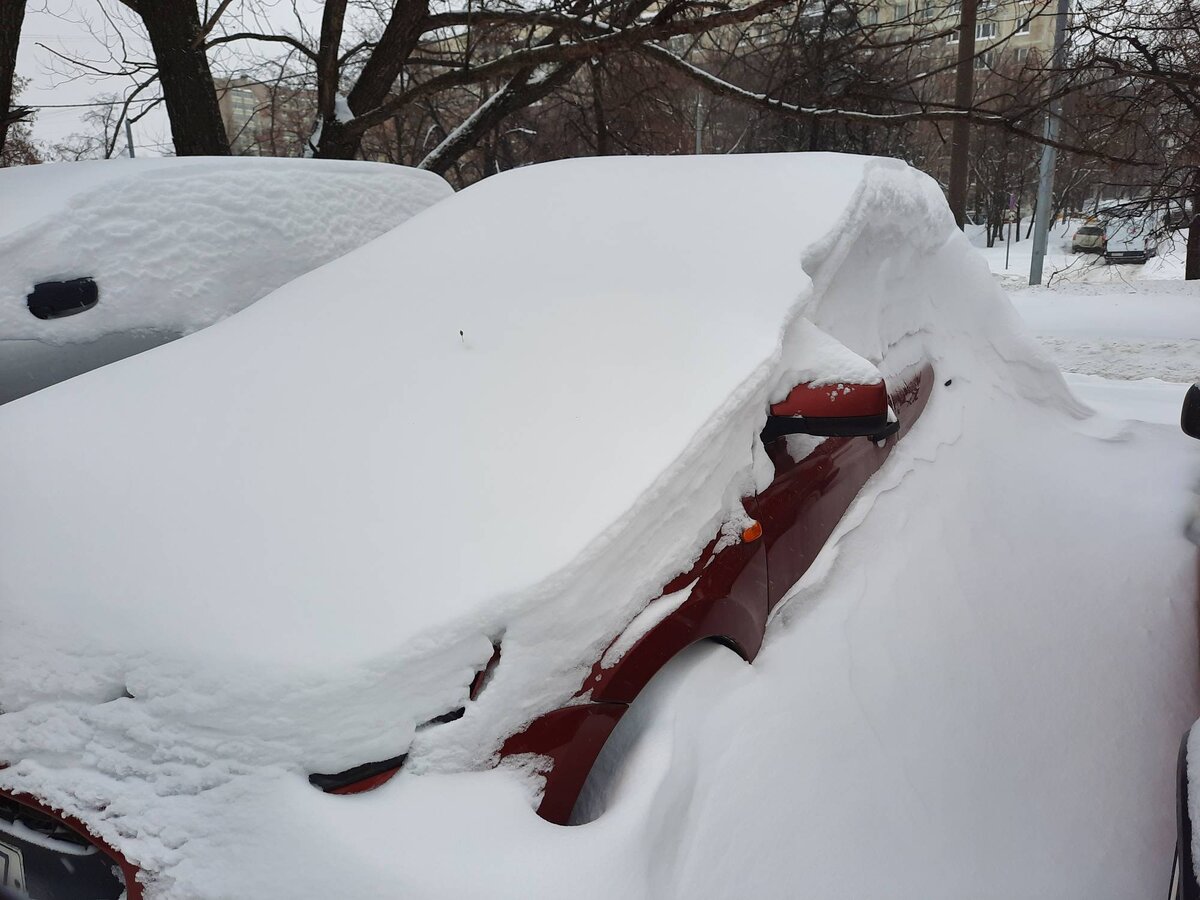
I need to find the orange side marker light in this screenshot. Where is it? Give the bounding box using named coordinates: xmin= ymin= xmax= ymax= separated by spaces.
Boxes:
xmin=741 ymin=520 xmax=763 ymax=542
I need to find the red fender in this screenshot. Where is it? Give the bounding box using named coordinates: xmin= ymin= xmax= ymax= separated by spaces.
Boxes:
xmin=501 ymin=520 xmax=768 ymax=824
xmin=0 ymin=784 xmax=144 ymax=900
xmin=500 ymin=703 xmax=626 ymax=826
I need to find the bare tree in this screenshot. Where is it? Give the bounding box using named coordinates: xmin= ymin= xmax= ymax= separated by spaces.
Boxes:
xmin=2 ymin=75 xmax=40 ymax=166
xmin=194 ymin=0 xmax=1113 ymax=177
xmin=115 ymin=0 xmax=230 ymax=155
xmin=1067 ymin=0 xmax=1200 ymax=277
xmin=0 ymin=0 xmax=29 ymax=159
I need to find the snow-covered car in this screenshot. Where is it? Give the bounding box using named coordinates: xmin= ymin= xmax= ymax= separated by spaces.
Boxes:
xmin=1071 ymin=223 xmax=1107 ymax=253
xmin=0 ymin=153 xmax=1085 ymax=899
xmin=0 ymin=157 xmax=451 ymax=405
xmin=1104 ymin=214 xmax=1161 ymax=264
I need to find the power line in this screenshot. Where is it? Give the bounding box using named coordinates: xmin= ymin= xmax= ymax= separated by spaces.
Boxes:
xmin=24 ymin=99 xmax=160 ymax=109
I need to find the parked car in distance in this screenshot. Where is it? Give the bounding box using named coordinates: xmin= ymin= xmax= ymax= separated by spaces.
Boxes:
xmin=1072 ymin=223 xmax=1107 ymax=253
xmin=1104 ymin=215 xmax=1161 ymax=264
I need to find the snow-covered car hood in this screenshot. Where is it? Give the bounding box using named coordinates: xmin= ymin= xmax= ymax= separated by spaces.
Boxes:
xmin=0 ymin=154 xmax=1081 ymax=897
xmin=0 ymin=157 xmax=451 ymax=402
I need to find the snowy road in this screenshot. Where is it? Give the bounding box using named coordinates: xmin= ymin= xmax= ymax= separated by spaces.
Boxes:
xmin=978 ymin=222 xmax=1199 ymax=386
xmin=1010 ymin=285 xmax=1199 ymax=383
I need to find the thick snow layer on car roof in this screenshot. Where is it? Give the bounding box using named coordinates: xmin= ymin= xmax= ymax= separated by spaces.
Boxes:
xmin=0 ymin=157 xmax=187 ymax=239
xmin=0 ymin=153 xmax=1093 ymax=896
xmin=0 ymin=154 xmax=892 ymax=669
xmin=0 ymin=157 xmax=451 ymax=344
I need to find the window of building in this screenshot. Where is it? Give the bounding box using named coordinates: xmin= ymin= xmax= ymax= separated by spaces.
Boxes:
xmin=975 ymin=20 xmax=997 ymax=39
xmin=947 ymin=28 xmax=959 ymax=42
xmin=974 ymin=49 xmax=995 ymax=69
xmin=1015 ymin=17 xmax=1030 ymax=33
xmin=920 ymin=0 xmax=935 ymax=19
xmin=864 ymin=7 xmax=879 ymax=24
xmin=892 ymin=0 xmax=908 ymax=17
xmin=1015 ymin=46 xmax=1029 ymax=62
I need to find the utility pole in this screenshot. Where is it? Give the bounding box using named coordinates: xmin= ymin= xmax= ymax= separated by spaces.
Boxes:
xmin=947 ymin=0 xmax=978 ymax=229
xmin=1028 ymin=0 xmax=1071 ymax=285
xmin=125 ymin=119 xmax=136 ymax=158
xmin=694 ymin=90 xmax=704 ymax=155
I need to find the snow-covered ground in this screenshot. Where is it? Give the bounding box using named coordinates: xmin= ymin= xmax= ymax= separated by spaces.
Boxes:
xmin=986 ymin=224 xmax=1199 ymax=385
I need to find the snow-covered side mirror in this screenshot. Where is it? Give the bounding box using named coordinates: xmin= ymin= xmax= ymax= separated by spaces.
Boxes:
xmin=762 ymin=320 xmax=897 ymax=443
xmin=1183 ymin=384 xmax=1200 ymax=440
xmin=762 ymin=380 xmax=894 ymax=442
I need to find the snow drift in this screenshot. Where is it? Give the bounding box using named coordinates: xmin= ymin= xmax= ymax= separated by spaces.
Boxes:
xmin=0 ymin=153 xmax=1191 ymax=899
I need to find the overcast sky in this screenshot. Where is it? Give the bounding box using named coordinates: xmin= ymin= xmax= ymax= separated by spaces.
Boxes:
xmin=18 ymin=1 xmax=169 ymax=155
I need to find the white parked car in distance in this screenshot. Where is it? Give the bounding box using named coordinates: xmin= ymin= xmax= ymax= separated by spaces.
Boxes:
xmin=1104 ymin=214 xmax=1160 ymax=264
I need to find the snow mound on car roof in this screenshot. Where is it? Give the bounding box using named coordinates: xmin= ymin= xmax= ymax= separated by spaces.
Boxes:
xmin=0 ymin=157 xmax=451 ymax=344
xmin=0 ymin=154 xmax=1079 ymax=897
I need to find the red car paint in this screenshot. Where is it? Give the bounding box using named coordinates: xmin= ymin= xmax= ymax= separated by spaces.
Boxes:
xmin=769 ymin=379 xmax=888 ymax=419
xmin=501 ymin=364 xmax=934 ymax=824
xmin=3 ymin=365 xmax=936 ymax=883
xmin=327 ymin=768 xmax=406 ymax=796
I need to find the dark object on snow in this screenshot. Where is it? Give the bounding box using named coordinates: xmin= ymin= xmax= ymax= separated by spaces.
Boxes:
xmin=1172 ymin=732 xmax=1200 ymax=900
xmin=1182 ymin=384 xmax=1200 ymax=440
xmin=27 ymin=278 xmax=99 ymax=320
xmin=308 ymin=754 xmax=409 ymax=794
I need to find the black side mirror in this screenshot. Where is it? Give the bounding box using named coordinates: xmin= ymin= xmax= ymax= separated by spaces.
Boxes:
xmin=1183 ymin=384 xmax=1200 ymax=440
xmin=27 ymin=277 xmax=99 ymax=320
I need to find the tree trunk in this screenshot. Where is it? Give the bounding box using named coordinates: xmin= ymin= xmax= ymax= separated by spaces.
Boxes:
xmin=591 ymin=61 xmax=610 ymax=156
xmin=0 ymin=0 xmax=28 ymax=161
xmin=137 ymin=0 xmax=229 ymax=156
xmin=418 ymin=0 xmax=655 ymax=173
xmin=346 ymin=0 xmax=428 ymax=115
xmin=420 ymin=67 xmax=576 ymax=174
xmin=1187 ymin=182 xmax=1200 ymax=281
xmin=947 ymin=0 xmax=978 ymax=229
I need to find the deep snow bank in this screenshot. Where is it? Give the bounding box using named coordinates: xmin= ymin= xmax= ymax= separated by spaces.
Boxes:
xmin=0 ymin=154 xmax=1101 ymax=898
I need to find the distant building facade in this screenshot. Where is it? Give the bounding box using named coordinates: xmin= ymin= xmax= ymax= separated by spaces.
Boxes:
xmin=215 ymin=77 xmax=315 ymax=156
xmin=874 ymin=0 xmax=1058 ymax=72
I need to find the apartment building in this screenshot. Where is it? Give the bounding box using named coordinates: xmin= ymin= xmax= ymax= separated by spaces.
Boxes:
xmin=215 ymin=77 xmax=314 ymax=156
xmin=873 ymin=0 xmax=1058 ymax=71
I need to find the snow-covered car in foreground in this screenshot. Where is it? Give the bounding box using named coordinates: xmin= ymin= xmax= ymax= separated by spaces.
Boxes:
xmin=1 ymin=153 xmax=1174 ymax=899
xmin=0 ymin=157 xmax=451 ymax=405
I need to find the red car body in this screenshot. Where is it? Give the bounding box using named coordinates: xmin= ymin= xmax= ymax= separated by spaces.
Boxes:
xmin=501 ymin=364 xmax=934 ymax=825
xmin=0 ymin=364 xmax=934 ymax=896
